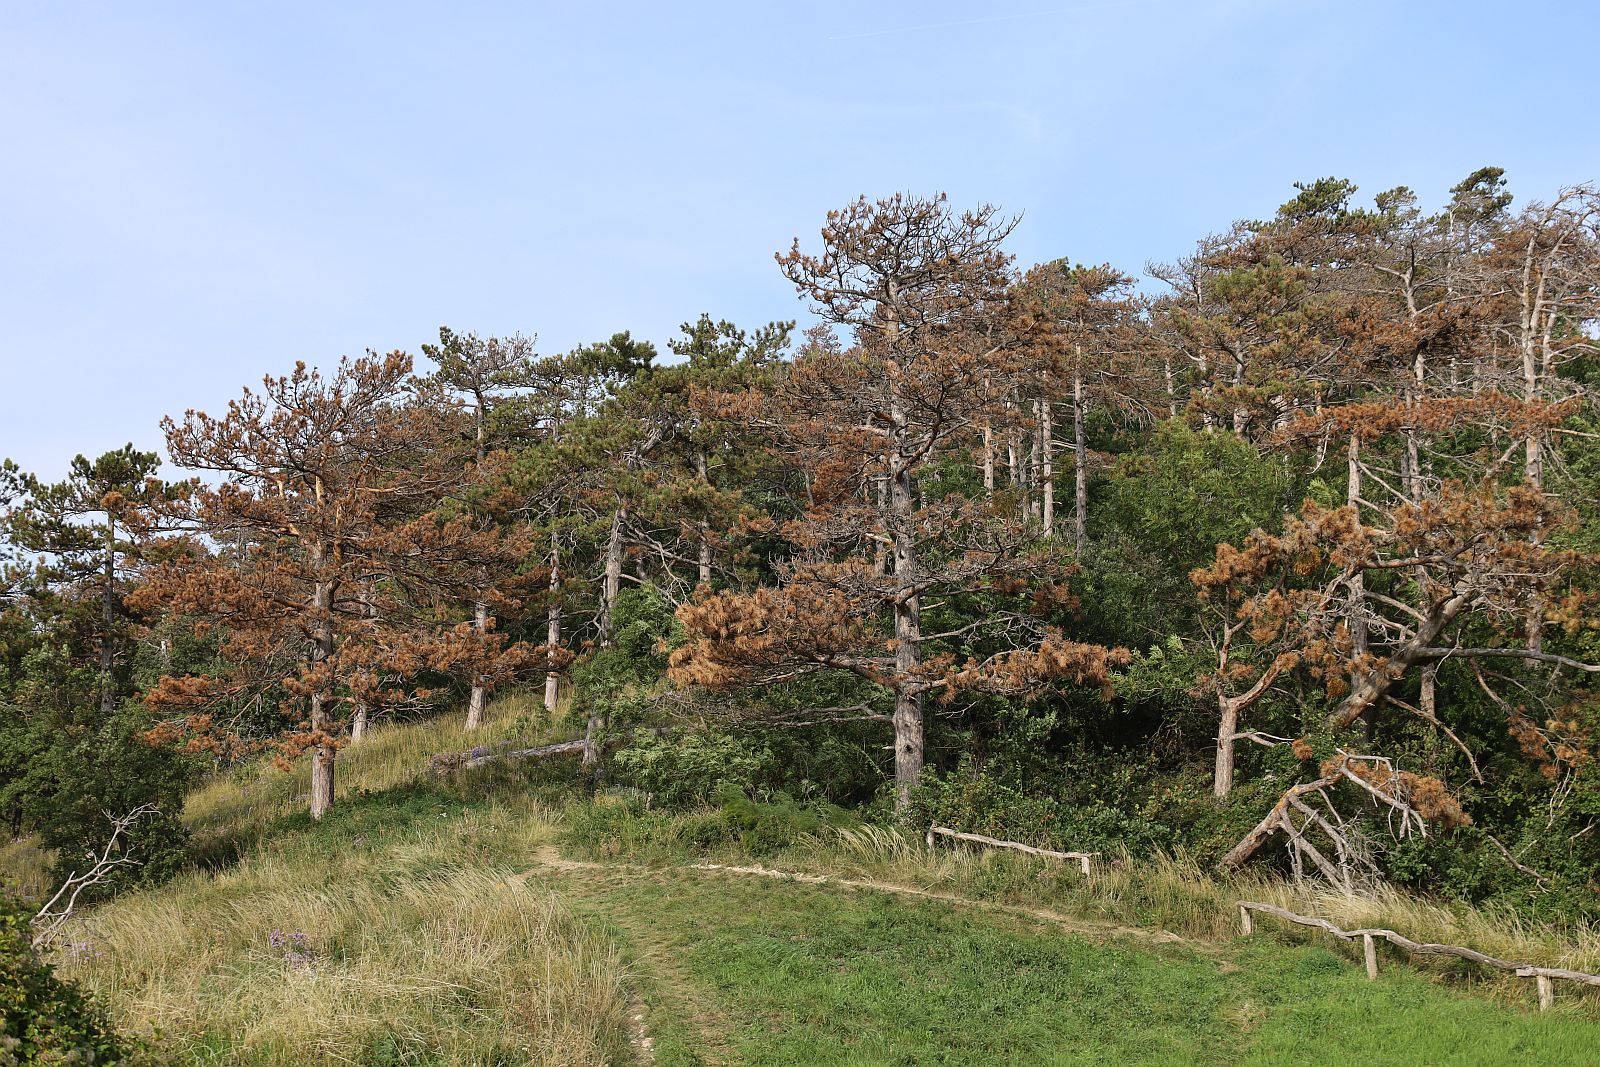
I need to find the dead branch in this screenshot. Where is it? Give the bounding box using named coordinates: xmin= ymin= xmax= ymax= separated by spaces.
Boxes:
xmin=1385 ymin=694 xmax=1484 ymax=783
xmin=429 ymin=738 xmax=585 ymax=771
xmin=1219 ymin=772 xmax=1340 ymax=872
xmin=1237 ymin=900 xmax=1600 ymax=1009
xmin=1482 ymin=832 xmax=1552 ymax=889
xmin=926 ymin=826 xmax=1094 ymax=875
xmin=1419 ymin=647 xmax=1600 ymax=673
xmin=30 ymin=805 xmax=159 ymax=949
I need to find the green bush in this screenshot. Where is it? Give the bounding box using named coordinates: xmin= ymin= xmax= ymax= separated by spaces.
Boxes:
xmin=716 ymin=784 xmax=853 ymax=854
xmin=0 ymin=896 xmax=140 ymax=1065
xmin=612 ymin=729 xmax=773 ymax=807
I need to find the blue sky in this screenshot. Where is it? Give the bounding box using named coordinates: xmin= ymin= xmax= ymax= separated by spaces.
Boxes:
xmin=3 ymin=0 xmax=1597 ymax=480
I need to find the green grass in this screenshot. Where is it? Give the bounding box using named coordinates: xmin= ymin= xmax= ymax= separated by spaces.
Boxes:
xmin=182 ymin=690 xmax=556 ymax=862
xmin=28 ymin=696 xmax=1600 ymax=1064
xmin=534 ymin=859 xmax=1600 ymax=1066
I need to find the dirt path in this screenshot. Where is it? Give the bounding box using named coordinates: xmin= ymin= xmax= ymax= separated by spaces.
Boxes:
xmin=523 ymin=843 xmax=1220 ymax=1066
xmin=530 ymin=844 xmax=1191 ymax=947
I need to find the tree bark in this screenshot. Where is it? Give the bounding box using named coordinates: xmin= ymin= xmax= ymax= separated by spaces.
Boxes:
xmin=1346 ymin=434 xmax=1367 ymax=675
xmin=981 ymin=418 xmax=995 ymax=496
xmin=872 ymin=474 xmax=889 ymax=576
xmin=888 ymin=413 xmax=924 ymax=811
xmin=99 ymin=516 xmax=116 ymax=717
xmin=1214 ymin=694 xmax=1238 ymax=799
xmin=597 ymin=508 xmax=626 ymax=646
xmin=1040 ymin=398 xmax=1054 ymax=537
xmin=308 ymin=542 xmax=336 ymax=820
xmin=466 ymin=598 xmax=489 ymax=730
xmin=544 ymin=538 xmax=562 ymax=717
xmin=586 ymin=511 xmax=627 ymax=767
xmin=696 ymin=449 xmax=713 ymax=586
xmin=1073 ymin=371 xmax=1087 ymax=557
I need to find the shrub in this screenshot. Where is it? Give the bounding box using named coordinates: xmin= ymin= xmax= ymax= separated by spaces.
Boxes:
xmin=717 ymin=784 xmax=854 ymax=855
xmin=0 ymin=896 xmax=140 ymax=1065
xmin=612 ymin=729 xmax=773 ymax=807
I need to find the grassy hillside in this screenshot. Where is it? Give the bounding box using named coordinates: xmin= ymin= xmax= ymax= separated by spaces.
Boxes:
xmin=22 ymin=697 xmax=1600 ymax=1065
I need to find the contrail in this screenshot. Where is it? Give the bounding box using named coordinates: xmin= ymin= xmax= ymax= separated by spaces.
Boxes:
xmin=825 ymin=7 xmax=1071 ymax=41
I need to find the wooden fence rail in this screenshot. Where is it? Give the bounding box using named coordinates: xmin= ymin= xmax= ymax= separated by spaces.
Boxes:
xmin=1238 ymin=900 xmax=1600 ymax=1011
xmin=925 ymin=826 xmax=1094 ymax=876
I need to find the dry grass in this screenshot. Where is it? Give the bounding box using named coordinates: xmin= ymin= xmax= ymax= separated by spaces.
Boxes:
xmin=0 ymin=834 xmax=56 ymax=904
xmin=58 ymin=795 xmax=631 ymax=1066
xmin=804 ymin=824 xmax=1600 ymax=983
xmin=184 ymin=691 xmax=559 ymax=853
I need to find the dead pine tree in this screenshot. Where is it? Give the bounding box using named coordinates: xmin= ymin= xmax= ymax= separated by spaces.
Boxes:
xmin=672 ymin=193 xmax=1128 ymax=810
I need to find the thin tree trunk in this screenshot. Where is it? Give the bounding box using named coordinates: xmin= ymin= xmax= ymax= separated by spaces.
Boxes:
xmin=544 ymin=538 xmax=562 ymax=717
xmin=350 ymin=581 xmax=376 ymax=744
xmin=1524 ymin=316 xmax=1546 ymax=653
xmin=696 ymin=449 xmax=712 ymax=586
xmin=1215 ymin=695 xmax=1239 ymax=799
xmin=1040 ymin=398 xmax=1055 ymax=537
xmin=99 ymin=517 xmax=116 ymax=717
xmin=466 ymin=599 xmax=488 ymax=730
xmin=586 ymin=510 xmax=626 ymax=766
xmin=308 ymin=543 xmax=335 ymax=820
xmin=1232 ymin=358 xmax=1248 ymax=436
xmin=888 ymin=427 xmax=924 ymax=812
xmin=1073 ymin=372 xmax=1087 ymax=557
xmin=1006 ymin=392 xmax=1020 ymax=489
xmin=981 ymin=419 xmax=995 ymax=496
xmin=466 ymin=399 xmax=493 ymax=728
xmin=1347 ymin=433 xmax=1367 ymax=670
xmin=872 ymin=474 xmax=889 ymax=576
xmin=597 ymin=508 xmax=626 ymax=646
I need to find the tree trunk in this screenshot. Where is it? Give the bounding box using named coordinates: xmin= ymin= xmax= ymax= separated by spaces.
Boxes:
xmin=466 ymin=599 xmax=489 ymax=729
xmin=587 ymin=512 xmax=626 ymax=767
xmin=308 ymin=546 xmax=335 ymax=820
xmin=1346 ymin=434 xmax=1367 ymax=673
xmin=99 ymin=517 xmax=116 ymax=717
xmin=544 ymin=539 xmax=562 ymax=717
xmin=872 ymin=474 xmax=889 ymax=576
xmin=696 ymin=449 xmax=712 ymax=586
xmin=1073 ymin=372 xmax=1087 ymax=557
xmin=981 ymin=418 xmax=995 ymax=496
xmin=1214 ymin=695 xmax=1238 ymax=799
xmin=1524 ymin=324 xmax=1545 ymax=653
xmin=888 ymin=426 xmax=924 ymax=811
xmin=1040 ymin=398 xmax=1054 ymax=537
xmin=597 ymin=508 xmax=626 ymax=645
xmin=1006 ymin=392 xmax=1020 ymax=489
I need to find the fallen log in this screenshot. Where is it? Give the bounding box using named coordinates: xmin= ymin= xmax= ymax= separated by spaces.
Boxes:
xmin=1237 ymin=900 xmax=1600 ymax=1009
xmin=925 ymin=826 xmax=1094 ymax=876
xmin=429 ymin=738 xmax=585 ymax=772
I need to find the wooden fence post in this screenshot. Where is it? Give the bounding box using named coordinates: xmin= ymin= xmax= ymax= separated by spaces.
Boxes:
xmin=1362 ymin=934 xmax=1378 ymax=980
xmin=1238 ymin=905 xmax=1253 ymax=936
xmin=1537 ymin=974 xmax=1554 ymax=1011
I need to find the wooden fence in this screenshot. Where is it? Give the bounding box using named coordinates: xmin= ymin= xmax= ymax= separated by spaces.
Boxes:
xmin=925 ymin=826 xmax=1094 ymax=876
xmin=922 ymin=829 xmax=1599 ymax=1011
xmin=1238 ymin=900 xmax=1600 ymax=1011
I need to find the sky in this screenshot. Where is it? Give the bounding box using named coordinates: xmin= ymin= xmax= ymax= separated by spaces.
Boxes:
xmin=3 ymin=0 xmax=1598 ymax=481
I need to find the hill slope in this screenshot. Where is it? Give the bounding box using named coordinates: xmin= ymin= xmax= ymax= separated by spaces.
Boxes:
xmin=39 ymin=701 xmax=1600 ymax=1066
